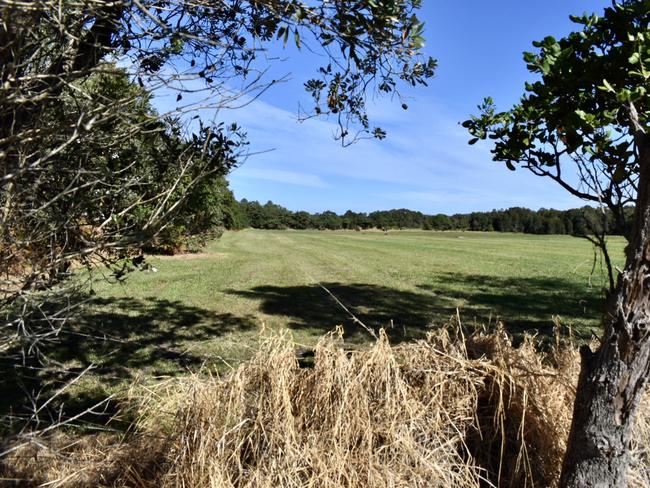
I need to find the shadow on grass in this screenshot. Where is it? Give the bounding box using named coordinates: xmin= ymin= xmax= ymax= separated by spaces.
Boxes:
xmin=57 ymin=296 xmax=257 ymax=376
xmin=231 ymin=283 xmax=457 ymax=343
xmin=419 ymin=272 xmax=605 ymax=336
xmin=1 ymin=296 xmax=257 ymax=431
xmin=229 ymin=274 xmax=605 ymax=344
xmin=2 ymin=274 xmax=605 ymax=432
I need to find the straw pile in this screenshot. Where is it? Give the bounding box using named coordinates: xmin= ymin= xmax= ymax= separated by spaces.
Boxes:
xmin=3 ymin=326 xmax=649 ymax=487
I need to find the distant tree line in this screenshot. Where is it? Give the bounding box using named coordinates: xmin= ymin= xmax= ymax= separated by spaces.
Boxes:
xmin=225 ymin=200 xmax=632 ymax=236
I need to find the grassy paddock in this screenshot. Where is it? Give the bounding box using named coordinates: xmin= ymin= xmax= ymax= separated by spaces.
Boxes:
xmin=13 ymin=229 xmax=623 ymax=417
xmin=73 ymin=229 xmax=623 ymax=378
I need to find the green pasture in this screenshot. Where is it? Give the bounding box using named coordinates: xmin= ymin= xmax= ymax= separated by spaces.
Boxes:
xmin=34 ymin=230 xmax=626 ymax=415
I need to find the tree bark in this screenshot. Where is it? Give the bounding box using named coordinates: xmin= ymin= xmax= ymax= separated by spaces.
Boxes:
xmin=560 ymin=136 xmax=650 ymax=487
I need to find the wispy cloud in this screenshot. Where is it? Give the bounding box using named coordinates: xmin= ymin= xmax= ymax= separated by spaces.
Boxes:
xmin=146 ymin=0 xmax=607 ymax=214
xmin=150 ymin=71 xmax=588 ymax=214
xmin=233 ymin=167 xmax=329 ymax=188
xmin=223 ymin=95 xmax=586 ymax=213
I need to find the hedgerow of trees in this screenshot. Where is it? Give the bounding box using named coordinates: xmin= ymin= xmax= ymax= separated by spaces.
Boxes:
xmin=231 ymin=199 xmax=632 ymax=236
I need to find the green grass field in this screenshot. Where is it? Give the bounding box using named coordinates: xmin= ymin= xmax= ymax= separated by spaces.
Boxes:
xmin=42 ymin=230 xmax=625 ymax=411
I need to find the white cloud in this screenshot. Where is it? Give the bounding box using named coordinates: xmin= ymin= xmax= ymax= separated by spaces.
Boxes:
xmin=152 ymin=85 xmax=588 ymax=213
xmin=233 ymin=167 xmax=329 ymax=188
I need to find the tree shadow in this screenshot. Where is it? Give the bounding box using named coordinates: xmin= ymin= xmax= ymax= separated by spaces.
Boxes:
xmin=229 ymin=275 xmax=605 ymax=345
xmin=56 ymin=296 xmax=257 ymax=376
xmin=1 ymin=296 xmax=257 ymax=430
xmin=229 ymin=283 xmax=459 ymax=344
xmin=418 ymin=272 xmax=605 ymax=337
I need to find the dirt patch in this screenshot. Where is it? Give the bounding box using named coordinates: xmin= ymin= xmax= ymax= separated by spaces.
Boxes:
xmin=149 ymin=252 xmax=228 ymax=261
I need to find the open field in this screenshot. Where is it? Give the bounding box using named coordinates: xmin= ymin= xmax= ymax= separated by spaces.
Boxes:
xmin=50 ymin=229 xmax=624 ymax=399
xmin=5 ymin=229 xmax=624 ymax=417
xmin=97 ymin=228 xmax=626 ymax=333
xmin=0 ymin=229 xmax=631 ymax=474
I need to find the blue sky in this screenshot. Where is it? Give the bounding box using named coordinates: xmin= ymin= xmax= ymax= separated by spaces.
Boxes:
xmin=161 ymin=0 xmax=613 ymax=214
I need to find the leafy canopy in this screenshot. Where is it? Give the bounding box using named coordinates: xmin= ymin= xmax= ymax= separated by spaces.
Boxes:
xmin=9 ymin=0 xmax=436 ymax=144
xmin=464 ymin=1 xmax=650 ymax=235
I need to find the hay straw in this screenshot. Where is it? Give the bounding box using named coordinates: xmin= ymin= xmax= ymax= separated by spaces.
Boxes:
xmin=3 ymin=326 xmax=649 ymax=487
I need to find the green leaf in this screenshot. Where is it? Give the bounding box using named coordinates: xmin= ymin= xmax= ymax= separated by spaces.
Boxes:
xmin=506 ymin=161 xmax=516 ymax=171
xmin=601 ymin=79 xmax=615 ymax=93
xmin=613 ymin=164 xmax=627 ymax=183
xmin=523 ymin=52 xmax=536 ymax=64
xmin=629 ymin=52 xmax=641 ymax=65
xmin=468 ymin=138 xmax=479 ymax=145
xmin=616 ymin=89 xmax=632 ymax=103
xmin=575 ymin=109 xmax=588 ymax=121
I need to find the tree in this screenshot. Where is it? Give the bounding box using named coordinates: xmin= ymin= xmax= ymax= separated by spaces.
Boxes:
xmin=1 ymin=0 xmax=435 ymax=432
xmin=292 ymin=211 xmax=314 ymax=229
xmin=219 ymin=184 xmax=250 ymax=230
xmin=314 ymin=210 xmax=343 ymax=230
xmin=1 ymin=62 xmax=244 ymax=365
xmin=464 ymin=2 xmax=650 ymax=485
xmin=260 ymin=201 xmax=292 ymax=229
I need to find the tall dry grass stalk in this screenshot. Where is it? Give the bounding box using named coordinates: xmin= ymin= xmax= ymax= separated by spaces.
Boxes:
xmin=3 ymin=326 xmax=649 ymax=487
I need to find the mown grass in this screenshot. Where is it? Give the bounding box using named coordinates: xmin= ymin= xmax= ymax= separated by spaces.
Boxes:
xmin=25 ymin=229 xmax=625 ymax=418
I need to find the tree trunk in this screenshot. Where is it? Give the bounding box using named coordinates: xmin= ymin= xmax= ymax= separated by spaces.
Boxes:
xmin=560 ymin=138 xmax=650 ymax=487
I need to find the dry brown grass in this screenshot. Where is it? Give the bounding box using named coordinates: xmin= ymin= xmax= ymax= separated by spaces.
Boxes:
xmin=3 ymin=326 xmax=649 ymax=487
xmin=151 ymin=252 xmax=229 ymax=261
